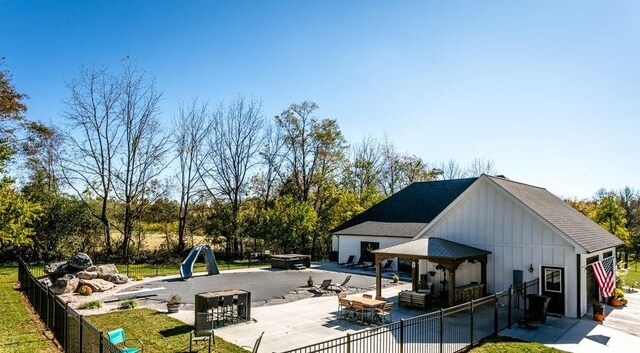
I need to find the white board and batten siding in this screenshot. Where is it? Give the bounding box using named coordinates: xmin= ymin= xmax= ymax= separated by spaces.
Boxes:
xmin=336 ymin=235 xmax=407 ymax=271
xmin=419 ymin=179 xmax=580 ymax=318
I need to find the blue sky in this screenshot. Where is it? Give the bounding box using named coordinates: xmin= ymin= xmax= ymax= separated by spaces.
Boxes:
xmin=1 ymin=0 xmax=639 ymax=198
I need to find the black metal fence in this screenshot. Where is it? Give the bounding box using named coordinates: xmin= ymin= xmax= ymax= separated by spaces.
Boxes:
xmin=18 ymin=258 xmax=121 ymax=353
xmin=281 ymin=278 xmax=539 ymax=353
xmin=25 ymin=257 xmax=268 ymax=279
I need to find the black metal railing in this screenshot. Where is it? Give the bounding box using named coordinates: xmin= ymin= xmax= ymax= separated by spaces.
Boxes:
xmin=281 ymin=278 xmax=539 ymax=353
xmin=19 ymin=255 xmax=539 ymax=353
xmin=17 ymin=258 xmax=121 ymax=353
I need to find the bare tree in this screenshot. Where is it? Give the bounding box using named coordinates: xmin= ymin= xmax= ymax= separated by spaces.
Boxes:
xmin=467 ymin=157 xmax=498 ymax=177
xmin=60 ymin=66 xmax=121 ymax=253
xmin=257 ymin=121 xmax=285 ymax=208
xmin=202 ymin=96 xmax=264 ymax=257
xmin=174 ymin=99 xmax=210 ymax=253
xmin=379 ymin=137 xmax=403 ymax=195
xmin=112 ymin=64 xmax=171 ymax=260
xmin=437 ymin=159 xmax=469 ymax=180
xmin=344 ymin=136 xmax=382 ymax=201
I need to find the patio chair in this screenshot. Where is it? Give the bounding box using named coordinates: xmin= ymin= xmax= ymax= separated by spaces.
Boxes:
xmin=190 ymin=312 xmax=214 ymax=353
xmin=221 ymin=295 xmax=234 ymax=323
xmin=315 ymin=279 xmax=333 ymax=294
xmin=351 ymin=301 xmax=367 ymax=323
xmin=339 ymin=298 xmax=353 ymax=318
xmin=330 ymin=275 xmax=352 ymax=291
xmin=107 ymin=328 xmax=143 ymax=353
xmin=241 ymin=331 xmax=264 ymax=353
xmin=338 ymin=255 xmax=355 ymax=267
xmin=374 ymin=302 xmax=394 ymax=323
xmin=251 ymin=332 xmax=264 ymax=353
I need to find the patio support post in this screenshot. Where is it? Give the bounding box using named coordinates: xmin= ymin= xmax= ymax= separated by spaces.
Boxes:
xmin=412 ymin=260 xmax=419 ymax=291
xmin=375 ymin=256 xmax=382 ymax=298
xmin=480 ymin=256 xmax=488 ymax=296
xmin=448 ymin=264 xmax=456 ymax=307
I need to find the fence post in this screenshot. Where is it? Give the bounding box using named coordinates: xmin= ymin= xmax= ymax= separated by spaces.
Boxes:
xmin=493 ymin=293 xmax=498 ymax=336
xmin=470 ymin=300 xmax=474 ymax=346
xmin=346 ymin=333 xmax=351 ymax=353
xmin=79 ymin=315 xmax=84 ymax=352
xmin=99 ymin=332 xmax=104 ymax=353
xmin=400 ymin=319 xmax=404 ymax=353
xmin=507 ymin=285 xmax=512 ymax=327
xmin=64 ymin=302 xmax=69 ymax=351
xmin=439 ymin=309 xmax=444 ymax=353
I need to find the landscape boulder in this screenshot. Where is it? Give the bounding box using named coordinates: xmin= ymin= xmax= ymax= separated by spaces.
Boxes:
xmin=79 ymin=278 xmax=115 ymax=292
xmin=76 ymin=270 xmax=98 ymax=280
xmin=96 ymin=264 xmax=119 ymax=278
xmin=85 ymin=265 xmax=98 ymax=272
xmin=51 ymin=274 xmax=79 ymax=295
xmin=103 ymin=273 xmax=128 ymax=284
xmin=68 ymin=252 xmax=93 ymax=270
xmin=39 ymin=277 xmax=53 ymax=287
xmin=44 ymin=261 xmax=68 ymax=276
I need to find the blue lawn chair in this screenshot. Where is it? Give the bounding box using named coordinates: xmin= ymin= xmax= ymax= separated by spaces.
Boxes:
xmin=107 ymin=328 xmax=143 ymax=353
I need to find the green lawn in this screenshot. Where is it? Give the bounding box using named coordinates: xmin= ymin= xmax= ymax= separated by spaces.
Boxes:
xmin=470 ymin=336 xmax=567 ymax=353
xmin=117 ymin=259 xmax=270 ymax=278
xmin=86 ymin=308 xmax=247 ymax=353
xmin=624 ymin=261 xmax=640 ymax=287
xmin=0 ymin=266 xmax=60 ymax=353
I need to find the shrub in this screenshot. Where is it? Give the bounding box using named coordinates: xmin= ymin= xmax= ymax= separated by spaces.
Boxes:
xmin=614 ymin=288 xmax=625 ymax=299
xmin=78 ymin=300 xmax=102 ymax=310
xmin=131 ymin=274 xmax=144 ymax=281
xmin=77 ymin=285 xmax=93 ymax=296
xmin=392 ymin=274 xmax=400 ymax=283
xmin=119 ymin=300 xmax=138 ymax=310
xmin=168 ymin=293 xmax=181 ymax=304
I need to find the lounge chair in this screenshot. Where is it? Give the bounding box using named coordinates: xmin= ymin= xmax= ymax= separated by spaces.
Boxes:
xmin=367 ymin=259 xmax=392 ymax=271
xmin=381 ymin=259 xmax=393 ymax=271
xmin=330 ymin=275 xmax=352 ymax=291
xmin=315 ymin=279 xmax=333 ymax=293
xmin=190 ymin=312 xmax=214 ymax=353
xmin=348 ymin=257 xmax=363 ymax=268
xmin=338 ymin=255 xmax=355 ymax=267
xmin=107 ymin=328 xmax=143 ymax=353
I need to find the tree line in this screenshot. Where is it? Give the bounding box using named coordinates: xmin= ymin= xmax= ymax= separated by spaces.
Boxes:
xmin=3 ymin=61 xmax=501 ymax=262
xmin=567 ymin=188 xmax=640 ymax=266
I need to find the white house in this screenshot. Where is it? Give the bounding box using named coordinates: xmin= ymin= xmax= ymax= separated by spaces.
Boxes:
xmin=332 ymin=175 xmax=623 ymax=318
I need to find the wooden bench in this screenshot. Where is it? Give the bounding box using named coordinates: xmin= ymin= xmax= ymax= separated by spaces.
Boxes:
xmin=399 ymin=291 xmax=430 ymax=309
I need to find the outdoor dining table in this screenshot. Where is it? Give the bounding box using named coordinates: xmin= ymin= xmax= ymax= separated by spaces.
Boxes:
xmin=346 ymin=296 xmax=385 ymax=321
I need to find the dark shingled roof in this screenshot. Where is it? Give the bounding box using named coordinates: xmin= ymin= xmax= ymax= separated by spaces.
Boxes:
xmin=332 ymin=178 xmax=478 ymax=237
xmin=487 ymin=175 xmax=624 ymax=253
xmin=373 ymin=237 xmax=491 ymax=259
xmin=334 ymin=221 xmax=427 ymax=238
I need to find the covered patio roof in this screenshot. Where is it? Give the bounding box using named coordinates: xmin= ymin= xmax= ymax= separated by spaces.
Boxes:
xmin=372 ymin=237 xmax=491 ymax=260
xmin=372 ymin=237 xmax=491 ymax=307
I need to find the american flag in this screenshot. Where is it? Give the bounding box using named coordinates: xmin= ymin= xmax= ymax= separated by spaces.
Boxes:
xmin=593 ymin=257 xmax=615 ymax=298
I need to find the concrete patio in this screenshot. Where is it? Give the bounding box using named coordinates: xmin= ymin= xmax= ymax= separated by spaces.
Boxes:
xmin=170 ymin=283 xmax=432 ymax=352
xmin=500 ymin=290 xmax=640 ymax=352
